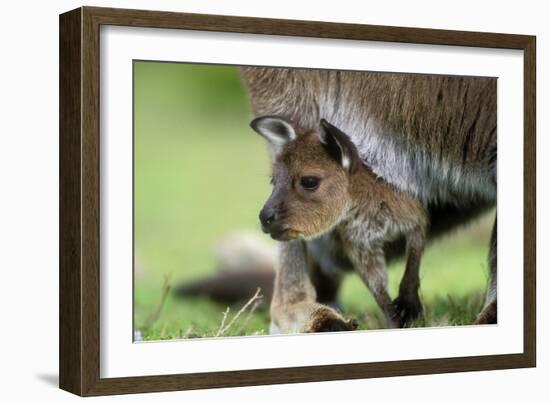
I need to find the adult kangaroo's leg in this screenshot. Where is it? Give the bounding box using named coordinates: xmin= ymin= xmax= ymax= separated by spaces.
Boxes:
xmin=308 ymin=259 xmax=343 ymax=307
xmin=270 ymin=240 xmax=356 ymax=334
xmin=306 ymin=234 xmax=350 ymax=308
xmin=474 ymin=216 xmax=497 ymax=324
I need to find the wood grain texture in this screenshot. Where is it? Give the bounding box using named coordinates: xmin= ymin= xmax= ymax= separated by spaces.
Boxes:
xmin=59 ymin=6 xmax=537 ymax=396
xmin=523 ymin=38 xmax=536 ymax=366
xmin=86 ymin=6 xmax=531 ymax=49
xmin=59 ymin=8 xmax=82 ymax=396
xmin=81 ymin=6 xmax=102 ymax=396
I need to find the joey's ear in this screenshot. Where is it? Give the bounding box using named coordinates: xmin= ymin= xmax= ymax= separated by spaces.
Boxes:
xmin=250 ymin=116 xmax=296 ymax=158
xmin=319 ymin=119 xmax=359 ymax=173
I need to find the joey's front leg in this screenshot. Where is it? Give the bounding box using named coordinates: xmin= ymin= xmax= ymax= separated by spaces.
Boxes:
xmin=270 ymin=240 xmax=356 ymax=334
xmin=392 ymin=230 xmax=425 ymax=327
xmin=353 ymin=246 xmax=400 ymax=328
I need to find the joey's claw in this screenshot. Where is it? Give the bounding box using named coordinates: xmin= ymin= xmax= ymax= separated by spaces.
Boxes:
xmin=392 ymin=295 xmax=423 ymax=328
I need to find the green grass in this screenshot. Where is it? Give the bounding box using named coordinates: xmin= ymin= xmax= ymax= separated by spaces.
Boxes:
xmin=133 ymin=61 xmax=493 ymax=341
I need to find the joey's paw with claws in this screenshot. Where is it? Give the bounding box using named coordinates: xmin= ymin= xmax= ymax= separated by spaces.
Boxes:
xmin=305 ymin=307 xmax=358 ymax=333
xmin=392 ymin=294 xmax=423 ymax=328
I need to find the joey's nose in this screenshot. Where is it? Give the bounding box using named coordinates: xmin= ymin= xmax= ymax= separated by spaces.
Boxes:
xmin=259 ymin=209 xmax=276 ymax=232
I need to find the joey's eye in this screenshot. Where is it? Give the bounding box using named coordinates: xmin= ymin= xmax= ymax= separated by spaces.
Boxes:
xmin=300 ymin=176 xmax=320 ymax=191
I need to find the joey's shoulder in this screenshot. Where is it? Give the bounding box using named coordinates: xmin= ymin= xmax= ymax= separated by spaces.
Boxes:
xmin=348 ymin=192 xmax=427 ymax=236
xmin=371 ymin=179 xmax=426 ymax=220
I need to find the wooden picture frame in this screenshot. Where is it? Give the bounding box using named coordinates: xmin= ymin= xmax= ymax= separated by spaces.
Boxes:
xmin=59 ymin=6 xmax=536 ymax=396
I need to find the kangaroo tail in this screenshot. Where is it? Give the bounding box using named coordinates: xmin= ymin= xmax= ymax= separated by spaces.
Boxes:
xmin=173 ymin=231 xmax=276 ymax=305
xmin=174 ymin=268 xmax=275 ymax=305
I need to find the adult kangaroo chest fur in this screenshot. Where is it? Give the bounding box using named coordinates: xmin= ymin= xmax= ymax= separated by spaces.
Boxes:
xmin=241 ymin=68 xmax=497 ymax=206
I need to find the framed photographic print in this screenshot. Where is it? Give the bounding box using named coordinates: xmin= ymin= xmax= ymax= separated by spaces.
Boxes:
xmin=59 ymin=6 xmax=536 ymax=396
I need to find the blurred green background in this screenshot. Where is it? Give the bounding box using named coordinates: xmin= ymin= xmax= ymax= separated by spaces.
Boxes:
xmin=133 ymin=61 xmax=494 ymax=340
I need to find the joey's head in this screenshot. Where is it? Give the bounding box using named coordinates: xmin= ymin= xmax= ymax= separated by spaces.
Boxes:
xmin=251 ymin=116 xmax=361 ymax=241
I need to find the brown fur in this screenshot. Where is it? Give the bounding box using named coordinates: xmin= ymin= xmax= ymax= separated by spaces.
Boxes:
xmin=255 ymin=118 xmax=427 ymax=329
xmin=243 ymin=67 xmax=497 ymax=333
xmin=306 ymin=307 xmax=358 ymax=333
xmin=268 ymin=130 xmax=352 ymax=240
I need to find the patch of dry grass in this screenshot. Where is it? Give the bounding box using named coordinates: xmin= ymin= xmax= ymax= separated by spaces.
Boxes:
xmin=137 ymin=286 xmax=265 ymax=340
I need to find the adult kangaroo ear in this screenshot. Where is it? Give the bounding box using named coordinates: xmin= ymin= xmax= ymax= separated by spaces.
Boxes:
xmin=250 ymin=116 xmax=296 ymax=159
xmin=319 ymin=119 xmax=359 ymax=173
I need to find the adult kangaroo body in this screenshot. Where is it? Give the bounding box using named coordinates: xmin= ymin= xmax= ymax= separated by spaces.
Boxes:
xmin=241 ymin=67 xmax=497 ymax=332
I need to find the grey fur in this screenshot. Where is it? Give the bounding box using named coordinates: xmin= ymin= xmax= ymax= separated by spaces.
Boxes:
xmin=241 ymin=68 xmax=497 ymax=205
xmin=241 ymin=67 xmax=498 ymax=332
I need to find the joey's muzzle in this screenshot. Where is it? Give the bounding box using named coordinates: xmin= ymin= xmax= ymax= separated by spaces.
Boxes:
xmin=259 ymin=207 xmax=277 ymax=234
xmin=259 ymin=204 xmax=291 ymax=240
